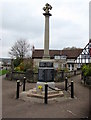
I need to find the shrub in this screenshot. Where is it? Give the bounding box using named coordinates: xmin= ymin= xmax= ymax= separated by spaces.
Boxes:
xmin=14 ymin=59 xmax=33 ymax=72
xmin=23 ymin=61 xmax=33 ymax=72
xmin=19 ymin=62 xmax=24 ymax=71
xmin=82 ymin=64 xmax=91 ymax=76
xmin=14 ymin=58 xmax=23 ymax=67
xmin=14 ymin=66 xmax=21 ymax=72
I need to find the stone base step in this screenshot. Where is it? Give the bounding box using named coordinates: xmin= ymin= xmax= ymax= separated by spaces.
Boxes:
xmin=27 ymin=91 xmax=63 ymax=99
xmin=27 ymin=89 xmax=64 ymax=99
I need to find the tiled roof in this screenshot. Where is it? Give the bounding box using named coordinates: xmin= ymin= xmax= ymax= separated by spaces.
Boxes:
xmin=32 ymin=49 xmax=83 ymax=59
xmin=61 ymin=49 xmax=83 ymax=59
xmin=32 ymin=49 xmax=44 ymax=59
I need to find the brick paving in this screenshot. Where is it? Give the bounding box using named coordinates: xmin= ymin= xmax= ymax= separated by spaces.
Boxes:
xmin=2 ymin=75 xmax=90 ymax=119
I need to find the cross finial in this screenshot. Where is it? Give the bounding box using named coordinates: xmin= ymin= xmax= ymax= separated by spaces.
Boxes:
xmin=43 ymin=3 xmax=52 ymax=14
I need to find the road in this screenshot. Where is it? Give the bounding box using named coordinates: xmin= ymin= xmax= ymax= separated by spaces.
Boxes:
xmin=2 ymin=75 xmax=90 ymax=119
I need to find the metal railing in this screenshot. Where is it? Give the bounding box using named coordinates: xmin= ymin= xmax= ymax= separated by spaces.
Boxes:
xmin=16 ymin=76 xmax=74 ymax=104
xmin=44 ymin=77 xmax=74 ymax=104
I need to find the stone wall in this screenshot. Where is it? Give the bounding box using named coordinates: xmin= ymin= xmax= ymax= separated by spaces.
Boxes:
xmin=6 ymin=71 xmax=25 ymax=81
xmin=54 ymin=70 xmax=81 ymax=82
xmin=6 ymin=70 xmax=81 ymax=82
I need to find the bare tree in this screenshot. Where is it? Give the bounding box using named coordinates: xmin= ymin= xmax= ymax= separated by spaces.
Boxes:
xmin=9 ymin=39 xmax=30 ymax=59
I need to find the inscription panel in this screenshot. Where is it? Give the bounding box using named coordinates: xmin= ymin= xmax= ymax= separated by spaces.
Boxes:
xmin=38 ymin=68 xmax=54 ymax=82
xmin=46 ymin=69 xmax=54 ymax=81
xmin=38 ymin=69 xmax=45 ymax=81
xmin=39 ymin=62 xmax=53 ymax=67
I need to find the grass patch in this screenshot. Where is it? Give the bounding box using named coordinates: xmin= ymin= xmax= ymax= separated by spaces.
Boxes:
xmin=0 ymin=69 xmax=9 ymax=76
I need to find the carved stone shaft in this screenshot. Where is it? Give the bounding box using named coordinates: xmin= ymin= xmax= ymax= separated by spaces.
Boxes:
xmin=44 ymin=14 xmax=50 ymax=58
xmin=43 ymin=3 xmax=52 ymax=59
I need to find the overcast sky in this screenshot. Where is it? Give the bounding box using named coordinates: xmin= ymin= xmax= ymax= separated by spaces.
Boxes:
xmin=0 ymin=0 xmax=90 ymax=58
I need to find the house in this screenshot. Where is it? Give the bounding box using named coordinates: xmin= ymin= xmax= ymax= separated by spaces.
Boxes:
xmin=0 ymin=58 xmax=11 ymax=69
xmin=32 ymin=49 xmax=83 ymax=71
xmin=0 ymin=60 xmax=3 ymax=70
xmin=75 ymin=41 xmax=91 ymax=67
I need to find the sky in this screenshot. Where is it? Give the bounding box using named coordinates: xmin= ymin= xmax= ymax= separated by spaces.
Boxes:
xmin=0 ymin=0 xmax=90 ymax=58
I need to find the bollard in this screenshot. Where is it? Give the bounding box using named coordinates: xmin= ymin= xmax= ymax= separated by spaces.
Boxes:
xmin=74 ymin=70 xmax=76 ymax=75
xmin=45 ymin=84 xmax=48 ymax=104
xmin=65 ymin=77 xmax=68 ymax=91
xmin=23 ymin=77 xmax=26 ymax=91
xmin=84 ymin=76 xmax=86 ymax=85
xmin=16 ymin=80 xmax=20 ymax=99
xmin=61 ymin=70 xmax=64 ymax=80
xmin=71 ymin=81 xmax=74 ymax=98
xmin=81 ymin=71 xmax=83 ymax=80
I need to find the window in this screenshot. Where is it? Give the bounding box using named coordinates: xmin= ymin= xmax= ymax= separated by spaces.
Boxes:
xmin=54 ymin=56 xmax=60 ymax=60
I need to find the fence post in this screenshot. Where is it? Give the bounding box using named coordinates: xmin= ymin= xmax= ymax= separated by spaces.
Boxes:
xmin=74 ymin=70 xmax=76 ymax=75
xmin=16 ymin=80 xmax=20 ymax=99
xmin=23 ymin=77 xmax=26 ymax=91
xmin=71 ymin=81 xmax=74 ymax=98
xmin=45 ymin=84 xmax=48 ymax=104
xmin=65 ymin=77 xmax=68 ymax=91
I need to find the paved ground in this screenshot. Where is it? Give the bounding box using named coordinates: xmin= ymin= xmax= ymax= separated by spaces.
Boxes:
xmin=2 ymin=75 xmax=90 ymax=119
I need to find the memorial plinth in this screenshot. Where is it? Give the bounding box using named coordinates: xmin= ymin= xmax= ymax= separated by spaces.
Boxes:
xmin=36 ymin=61 xmax=55 ymax=91
xmin=38 ymin=62 xmax=54 ymax=82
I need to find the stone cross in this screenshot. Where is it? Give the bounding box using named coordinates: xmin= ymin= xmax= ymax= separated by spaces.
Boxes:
xmin=43 ymin=3 xmax=52 ymax=14
xmin=43 ymin=3 xmax=52 ymax=59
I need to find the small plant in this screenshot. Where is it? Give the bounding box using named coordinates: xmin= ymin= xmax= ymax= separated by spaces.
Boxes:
xmin=63 ymin=68 xmax=69 ymax=72
xmin=38 ymin=85 xmax=43 ymax=92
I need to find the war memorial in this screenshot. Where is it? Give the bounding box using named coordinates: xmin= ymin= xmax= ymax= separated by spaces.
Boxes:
xmin=6 ymin=3 xmax=91 ymax=104
xmin=19 ymin=3 xmax=64 ymax=102
xmin=2 ymin=2 xmax=90 ymax=119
